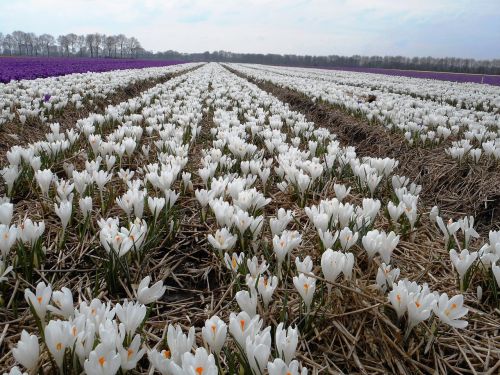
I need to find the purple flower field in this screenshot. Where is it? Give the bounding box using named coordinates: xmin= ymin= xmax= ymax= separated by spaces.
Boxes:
xmin=0 ymin=57 xmax=185 ymax=83
xmin=326 ymin=66 xmax=500 ymax=86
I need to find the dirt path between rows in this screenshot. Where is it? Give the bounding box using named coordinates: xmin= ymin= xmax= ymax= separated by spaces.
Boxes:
xmin=228 ymin=67 xmax=500 ymax=233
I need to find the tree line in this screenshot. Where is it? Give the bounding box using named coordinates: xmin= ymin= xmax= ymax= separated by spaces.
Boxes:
xmin=151 ymin=51 xmax=500 ymax=75
xmin=0 ymin=31 xmax=144 ymax=58
xmin=1 ymin=30 xmax=499 ymax=75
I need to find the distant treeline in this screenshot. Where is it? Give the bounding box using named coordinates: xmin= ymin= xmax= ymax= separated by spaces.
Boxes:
xmin=153 ymin=51 xmax=500 ymax=75
xmin=2 ymin=30 xmax=499 ymax=75
xmin=0 ymin=31 xmax=144 ymax=58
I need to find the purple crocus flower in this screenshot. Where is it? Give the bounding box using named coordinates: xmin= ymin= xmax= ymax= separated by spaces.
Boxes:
xmin=0 ymin=57 xmax=185 ymax=83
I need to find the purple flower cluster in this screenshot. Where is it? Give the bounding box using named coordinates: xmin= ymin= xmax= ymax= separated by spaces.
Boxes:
xmin=0 ymin=57 xmax=185 ymax=83
xmin=326 ymin=66 xmax=500 ymax=86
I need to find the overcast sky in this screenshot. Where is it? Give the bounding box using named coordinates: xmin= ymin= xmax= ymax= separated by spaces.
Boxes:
xmin=1 ymin=0 xmax=499 ymax=59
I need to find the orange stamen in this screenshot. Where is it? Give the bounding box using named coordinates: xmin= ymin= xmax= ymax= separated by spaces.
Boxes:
xmin=98 ymin=356 xmax=106 ymax=366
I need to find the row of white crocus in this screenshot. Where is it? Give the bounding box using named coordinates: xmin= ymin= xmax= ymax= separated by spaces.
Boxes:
xmin=7 ymin=278 xmax=308 ymax=375
xmin=189 ymin=65 xmax=474 ymax=358
xmin=229 ymin=64 xmax=500 ymax=164
xmin=0 ymin=62 xmax=201 ymax=129
xmin=226 ymin=63 xmax=500 ymax=298
xmin=3 ymin=63 xmax=311 ymax=375
xmin=429 ymin=212 xmax=500 ymax=293
xmin=0 ymin=64 xmax=210 ymax=288
xmin=245 ymin=64 xmax=500 ymax=113
xmin=2 ymin=64 xmax=203 ymax=374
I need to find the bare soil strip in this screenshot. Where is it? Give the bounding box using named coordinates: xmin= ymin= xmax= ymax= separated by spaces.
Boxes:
xmin=228 ymin=67 xmax=500 ymax=233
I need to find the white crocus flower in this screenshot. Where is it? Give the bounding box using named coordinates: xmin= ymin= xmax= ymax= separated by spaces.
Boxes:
xmin=321 ymin=249 xmax=345 ymax=294
xmin=118 ymin=333 xmax=145 ymax=371
xmin=295 ymin=256 xmax=313 ymax=274
xmin=268 ymin=359 xmax=308 ymax=375
xmin=84 ymin=343 xmax=121 ymax=375
xmin=171 ymin=347 xmax=218 ymax=375
xmin=48 ymin=287 xmax=74 ymax=319
xmin=293 ymin=273 xmax=316 ymax=313
xmin=257 ymin=274 xmax=278 ymax=309
xmin=433 ymin=293 xmax=468 ymax=329
xmin=115 ymin=301 xmax=147 ymax=336
xmin=12 ymin=330 xmax=39 ymax=372
xmin=54 ymin=200 xmax=72 ymax=231
xmin=34 ymin=169 xmax=53 ymax=197
xmin=376 ymin=263 xmax=400 ymax=292
xmin=0 ymin=224 xmax=18 ymax=259
xmin=207 ymin=227 xmax=237 ymax=255
xmin=0 ymin=202 xmax=14 ymax=225
xmin=338 ymin=227 xmax=358 ymax=251
xmin=275 ymin=323 xmax=298 ymax=365
xmin=136 ymin=276 xmax=166 ymax=305
xmin=236 ymin=290 xmax=258 ymax=317
xmin=44 ymin=320 xmax=74 ymax=371
xmin=449 ymin=249 xmax=478 ymax=286
xmin=167 ymin=325 xmax=196 ymax=365
xmin=202 ymin=315 xmax=227 ymax=354
xmin=245 ymin=329 xmax=271 ymax=375
xmin=229 ymin=311 xmax=263 ymax=349
xmin=148 ymin=349 xmax=175 ymax=375
xmin=24 ymin=282 xmax=52 ymax=322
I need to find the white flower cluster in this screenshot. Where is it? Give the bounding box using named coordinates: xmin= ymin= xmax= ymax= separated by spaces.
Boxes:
xmin=3 ymin=62 xmax=499 ymax=374
xmin=0 ymin=63 xmax=201 ymax=128
xmin=229 ymin=64 xmax=500 ymax=163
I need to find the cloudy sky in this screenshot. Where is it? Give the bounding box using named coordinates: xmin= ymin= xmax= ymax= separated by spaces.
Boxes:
xmin=1 ymin=0 xmax=499 ymax=59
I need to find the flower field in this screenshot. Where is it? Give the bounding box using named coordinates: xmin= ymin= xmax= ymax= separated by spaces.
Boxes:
xmin=0 ymin=57 xmax=185 ymax=83
xmin=302 ymin=66 xmax=500 ymax=86
xmin=0 ymin=62 xmax=499 ymax=375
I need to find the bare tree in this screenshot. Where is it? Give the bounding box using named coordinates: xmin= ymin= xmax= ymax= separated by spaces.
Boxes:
xmin=66 ymin=33 xmax=78 ymax=55
xmin=57 ymin=35 xmax=70 ymax=56
xmin=25 ymin=32 xmax=38 ymax=55
xmin=11 ymin=30 xmax=26 ymax=55
xmin=2 ymin=34 xmax=15 ymax=55
xmin=85 ymin=34 xmax=95 ymax=57
xmin=32 ymin=34 xmax=42 ymax=56
xmin=39 ymin=34 xmax=55 ymax=56
xmin=93 ymin=33 xmax=103 ymax=58
xmin=0 ymin=33 xmax=4 ymax=54
xmin=116 ymin=34 xmax=127 ymax=58
xmin=105 ymin=35 xmax=116 ymax=57
xmin=127 ymin=37 xmax=141 ymax=58
xmin=76 ymin=35 xmax=85 ymax=56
